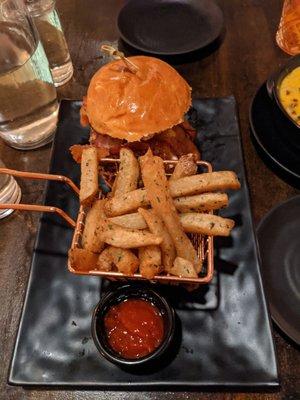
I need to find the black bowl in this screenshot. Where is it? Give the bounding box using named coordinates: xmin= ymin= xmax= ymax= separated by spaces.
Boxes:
xmin=117 ymin=0 xmax=224 ymax=56
xmin=91 ymin=285 xmax=175 ymax=367
xmin=266 ymin=55 xmax=300 ymax=147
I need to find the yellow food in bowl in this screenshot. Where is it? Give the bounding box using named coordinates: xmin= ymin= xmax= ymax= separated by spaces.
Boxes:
xmin=279 ymin=66 xmax=300 ymax=126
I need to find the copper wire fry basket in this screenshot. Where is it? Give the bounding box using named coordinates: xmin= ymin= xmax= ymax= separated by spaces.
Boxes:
xmin=0 ymin=158 xmax=214 ymax=285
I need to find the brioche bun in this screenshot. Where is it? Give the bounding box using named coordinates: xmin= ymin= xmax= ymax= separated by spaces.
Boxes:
xmin=85 ymin=56 xmax=191 ymax=142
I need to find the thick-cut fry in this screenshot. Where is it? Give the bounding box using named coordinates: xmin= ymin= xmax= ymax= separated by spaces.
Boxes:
xmin=98 ymin=221 xmax=162 ymax=248
xmin=82 ymin=199 xmax=107 ymax=252
xmin=170 ymin=154 xmax=197 ymax=181
xmin=110 ymin=210 xmax=234 ymax=236
xmin=108 ymin=247 xmax=139 ymax=275
xmin=70 ymin=144 xmax=109 ymax=164
xmin=104 ymin=188 xmax=147 ymax=217
xmin=97 ymin=246 xmax=139 ymax=274
xmin=105 ymin=172 xmax=239 ymax=216
xmin=140 ymin=149 xmax=198 ymax=266
xmin=80 ymin=147 xmax=99 ymax=206
xmin=68 ymin=248 xmax=98 ymax=272
xmin=169 ymin=171 xmax=241 ymax=197
xmin=112 ymin=148 xmax=139 ymax=196
xmin=108 ymin=213 xmax=147 ymax=230
xmin=97 ymin=247 xmax=114 ymax=271
xmin=180 ymin=213 xmax=235 ymax=236
xmin=138 ymin=208 xmax=176 ymax=272
xmin=138 ymin=245 xmax=162 ymax=279
xmin=173 ymin=192 xmax=228 ymax=213
xmin=169 ymin=257 xmax=198 ymax=278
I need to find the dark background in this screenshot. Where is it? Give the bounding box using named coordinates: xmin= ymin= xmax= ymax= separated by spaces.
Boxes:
xmin=0 ymin=0 xmax=299 ymax=399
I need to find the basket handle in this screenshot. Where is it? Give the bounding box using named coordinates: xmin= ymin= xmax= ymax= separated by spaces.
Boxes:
xmin=0 ymin=203 xmax=76 ymax=227
xmin=0 ymin=168 xmax=79 ymax=194
xmin=0 ymin=168 xmax=79 ymax=228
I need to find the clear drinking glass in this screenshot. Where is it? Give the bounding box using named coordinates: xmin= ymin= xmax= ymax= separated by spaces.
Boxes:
xmin=0 ymin=0 xmax=59 ymax=150
xmin=0 ymin=159 xmax=21 ymax=219
xmin=26 ymin=0 xmax=73 ymax=87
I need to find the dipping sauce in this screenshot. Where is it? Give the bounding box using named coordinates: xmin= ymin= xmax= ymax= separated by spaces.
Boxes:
xmin=104 ymin=298 xmax=164 ymax=359
xmin=279 ymin=66 xmax=300 ymax=125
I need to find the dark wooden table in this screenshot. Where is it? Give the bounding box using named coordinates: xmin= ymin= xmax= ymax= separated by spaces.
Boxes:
xmin=0 ymin=0 xmax=299 ymax=399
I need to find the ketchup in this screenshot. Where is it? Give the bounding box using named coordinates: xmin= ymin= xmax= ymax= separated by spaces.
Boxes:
xmin=104 ymin=298 xmax=164 ymax=359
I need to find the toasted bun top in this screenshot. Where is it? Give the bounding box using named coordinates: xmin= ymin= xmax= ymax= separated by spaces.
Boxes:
xmin=85 ymin=56 xmax=191 ymax=142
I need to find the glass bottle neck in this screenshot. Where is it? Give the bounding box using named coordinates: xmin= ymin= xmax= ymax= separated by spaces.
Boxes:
xmin=25 ymin=0 xmax=55 ymax=17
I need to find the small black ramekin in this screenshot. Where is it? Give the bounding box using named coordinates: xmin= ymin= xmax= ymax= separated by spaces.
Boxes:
xmin=267 ymin=55 xmax=300 ymax=147
xmin=91 ymin=284 xmax=175 ymax=367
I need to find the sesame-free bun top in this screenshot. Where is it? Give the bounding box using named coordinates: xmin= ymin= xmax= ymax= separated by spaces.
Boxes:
xmin=85 ymin=56 xmax=191 ymax=142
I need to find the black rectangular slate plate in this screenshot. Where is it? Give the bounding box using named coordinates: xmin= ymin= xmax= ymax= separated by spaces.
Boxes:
xmin=9 ymin=97 xmax=279 ymax=388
